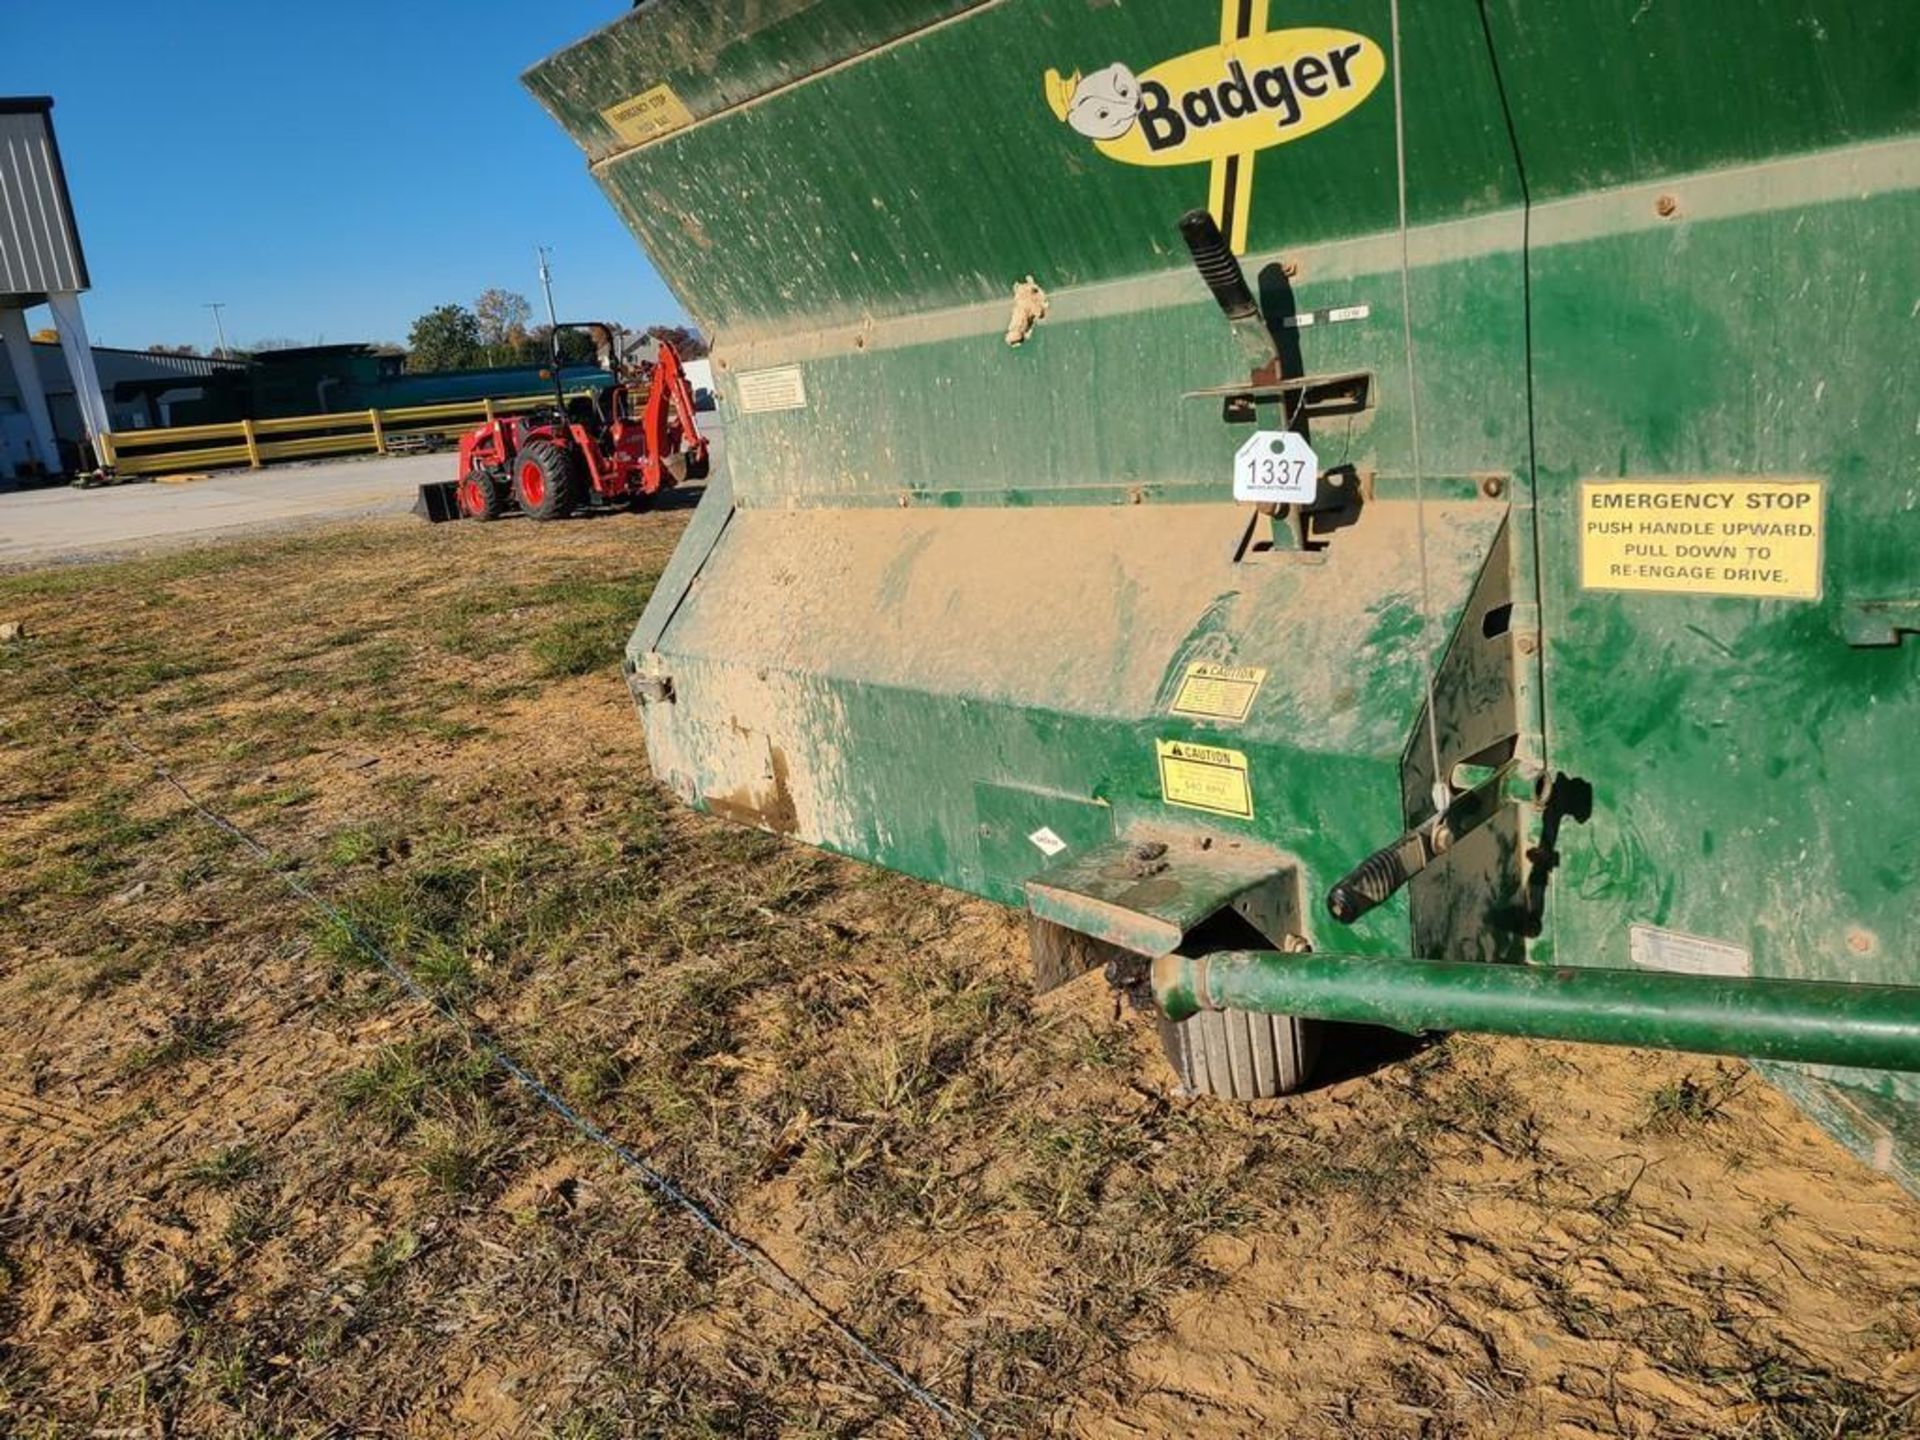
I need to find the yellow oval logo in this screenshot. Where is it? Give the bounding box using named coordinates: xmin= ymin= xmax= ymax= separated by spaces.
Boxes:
xmin=1044 ymin=27 xmax=1383 ymax=168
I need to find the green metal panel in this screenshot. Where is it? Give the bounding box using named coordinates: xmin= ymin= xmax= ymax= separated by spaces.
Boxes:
xmin=524 ymin=1 xmax=986 ymax=165
xmin=536 ymin=3 xmax=1920 ymax=1181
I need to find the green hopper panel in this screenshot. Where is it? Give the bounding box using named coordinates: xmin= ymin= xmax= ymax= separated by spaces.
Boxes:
xmin=525 ymin=3 xmax=1920 ymax=1184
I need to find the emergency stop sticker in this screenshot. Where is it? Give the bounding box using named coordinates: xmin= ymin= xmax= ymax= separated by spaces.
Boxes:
xmin=1170 ymin=661 xmax=1267 ymax=723
xmin=1155 ymin=739 xmax=1253 ymax=819
xmin=602 ymin=84 xmax=695 ymax=147
xmin=1580 ymin=480 xmax=1824 ymax=600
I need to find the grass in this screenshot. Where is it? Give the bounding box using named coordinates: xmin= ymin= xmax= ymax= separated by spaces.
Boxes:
xmin=4 ymin=514 xmax=1918 ymax=1437
xmin=360 ymin=1229 xmax=421 ymax=1293
xmin=1645 ymin=1066 xmax=1744 ymax=1133
xmin=68 ymin=946 xmax=155 ymax=998
xmin=185 ymin=1143 xmax=264 ymax=1191
xmin=123 ymin=1015 xmax=238 ymax=1076
xmin=411 ymin=1112 xmax=510 ymax=1198
xmin=337 ymin=1037 xmax=491 ymax=1133
xmin=221 ymin=1202 xmax=278 ymax=1253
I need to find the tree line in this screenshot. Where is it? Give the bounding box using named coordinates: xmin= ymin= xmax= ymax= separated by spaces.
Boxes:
xmin=140 ymin=287 xmax=706 ymax=372
xmin=405 ymin=289 xmax=707 ymax=373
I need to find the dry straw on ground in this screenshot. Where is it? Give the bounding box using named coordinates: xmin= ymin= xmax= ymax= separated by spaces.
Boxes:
xmin=3 ymin=512 xmax=1918 ymax=1437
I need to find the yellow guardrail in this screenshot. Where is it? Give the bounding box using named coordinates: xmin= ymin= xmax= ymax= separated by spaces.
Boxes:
xmin=97 ymin=390 xmax=601 ymax=478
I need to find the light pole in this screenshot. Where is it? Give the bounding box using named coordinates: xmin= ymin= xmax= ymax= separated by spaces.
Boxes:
xmin=535 ymin=247 xmax=559 ymax=334
xmin=204 ymin=302 xmax=230 ymax=358
xmin=534 ymin=247 xmax=566 ymax=411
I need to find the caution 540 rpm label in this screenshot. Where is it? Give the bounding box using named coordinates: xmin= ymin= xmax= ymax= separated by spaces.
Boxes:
xmin=1580 ymin=480 xmax=1824 ymax=600
xmin=1155 ymin=739 xmax=1253 ymax=819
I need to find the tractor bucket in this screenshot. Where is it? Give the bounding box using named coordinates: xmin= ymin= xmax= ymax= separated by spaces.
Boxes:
xmin=525 ymin=5 xmax=1920 ymax=1183
xmin=412 ymin=480 xmax=462 ymax=524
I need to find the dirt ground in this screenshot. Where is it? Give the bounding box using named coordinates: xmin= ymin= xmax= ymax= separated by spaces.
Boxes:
xmin=3 ymin=508 xmax=1919 ymax=1439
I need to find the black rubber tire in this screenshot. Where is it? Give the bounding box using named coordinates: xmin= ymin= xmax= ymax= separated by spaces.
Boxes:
xmin=458 ymin=468 xmax=508 ymax=522
xmin=513 ymin=439 xmax=580 ymax=521
xmin=1158 ymin=1009 xmax=1320 ymax=1099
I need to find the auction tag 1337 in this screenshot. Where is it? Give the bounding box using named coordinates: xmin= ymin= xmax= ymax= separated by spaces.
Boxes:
xmin=1232 ymin=431 xmax=1319 ymax=505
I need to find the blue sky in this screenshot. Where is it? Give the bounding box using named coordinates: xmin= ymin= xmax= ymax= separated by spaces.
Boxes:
xmin=2 ymin=2 xmax=682 ymax=352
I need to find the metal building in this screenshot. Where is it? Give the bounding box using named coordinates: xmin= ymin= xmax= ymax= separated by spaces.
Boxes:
xmin=0 ymin=96 xmax=109 ymax=480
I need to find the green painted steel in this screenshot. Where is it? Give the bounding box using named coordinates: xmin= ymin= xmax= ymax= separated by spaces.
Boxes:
xmin=1151 ymin=950 xmax=1920 ymax=1073
xmin=528 ymin=3 xmax=1920 ymax=1183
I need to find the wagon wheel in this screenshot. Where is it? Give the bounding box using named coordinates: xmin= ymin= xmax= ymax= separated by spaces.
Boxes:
xmin=1157 ymin=1009 xmax=1320 ymax=1100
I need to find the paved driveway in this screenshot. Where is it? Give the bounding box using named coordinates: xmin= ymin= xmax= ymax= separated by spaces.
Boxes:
xmin=0 ymin=455 xmax=445 ymax=569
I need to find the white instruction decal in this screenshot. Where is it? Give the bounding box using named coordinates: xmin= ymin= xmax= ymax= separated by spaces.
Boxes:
xmin=1282 ymin=304 xmax=1371 ymax=328
xmin=1233 ymin=431 xmax=1319 ymax=505
xmin=1027 ymin=826 xmax=1068 ymax=858
xmin=736 ymin=365 xmax=808 ymax=414
xmin=1629 ymin=924 xmax=1752 ymax=978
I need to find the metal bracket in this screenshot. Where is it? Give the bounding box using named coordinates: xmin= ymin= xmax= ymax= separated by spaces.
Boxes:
xmin=1025 ymin=835 xmax=1296 ymax=958
xmin=626 ymin=670 xmax=673 ymax=706
xmin=1184 ymin=369 xmax=1374 ymax=425
xmin=1840 ymin=598 xmax=1920 ymax=647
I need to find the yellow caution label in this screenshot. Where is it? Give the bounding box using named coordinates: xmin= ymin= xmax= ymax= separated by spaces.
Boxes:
xmin=1155 ymin=739 xmax=1253 ymax=819
xmin=1170 ymin=661 xmax=1267 ymax=723
xmin=602 ymin=84 xmax=695 ymax=147
xmin=1580 ymin=480 xmax=1823 ymax=601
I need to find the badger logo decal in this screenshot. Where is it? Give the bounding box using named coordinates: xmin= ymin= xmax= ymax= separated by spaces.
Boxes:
xmin=1046 ymin=62 xmax=1143 ymax=141
xmin=1043 ymin=6 xmax=1384 ymax=253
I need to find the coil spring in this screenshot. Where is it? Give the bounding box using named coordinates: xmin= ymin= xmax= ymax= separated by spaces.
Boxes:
xmin=1327 ymin=845 xmax=1411 ymax=924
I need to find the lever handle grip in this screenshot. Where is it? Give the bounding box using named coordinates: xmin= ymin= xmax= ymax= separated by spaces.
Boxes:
xmin=1179 ymin=209 xmax=1257 ymax=321
xmin=1327 ymin=841 xmax=1414 ymax=924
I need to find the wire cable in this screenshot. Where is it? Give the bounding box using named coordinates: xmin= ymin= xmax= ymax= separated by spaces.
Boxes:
xmin=1388 ymin=0 xmax=1451 ymax=813
xmin=51 ymin=663 xmax=984 ymax=1440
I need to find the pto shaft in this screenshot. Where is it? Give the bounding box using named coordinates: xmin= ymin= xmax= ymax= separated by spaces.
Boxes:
xmin=1152 ymin=949 xmax=1920 ymax=1072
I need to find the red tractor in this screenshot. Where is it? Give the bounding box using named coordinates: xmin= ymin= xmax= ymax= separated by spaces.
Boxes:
xmin=416 ymin=325 xmax=708 ymax=523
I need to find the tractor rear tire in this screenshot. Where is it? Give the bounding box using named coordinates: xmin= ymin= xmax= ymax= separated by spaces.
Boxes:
xmin=513 ymin=440 xmax=579 ymax=521
xmin=1158 ymin=1008 xmax=1320 ymax=1100
xmin=457 ymin=468 xmax=507 ymax=522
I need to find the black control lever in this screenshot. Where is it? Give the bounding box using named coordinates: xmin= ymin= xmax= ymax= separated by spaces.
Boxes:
xmin=1328 ymin=828 xmax=1434 ymax=924
xmin=1180 ymin=209 xmax=1280 ymax=373
xmin=1180 ymin=209 xmax=1258 ymax=321
xmin=1326 ymin=762 xmax=1517 ymax=924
